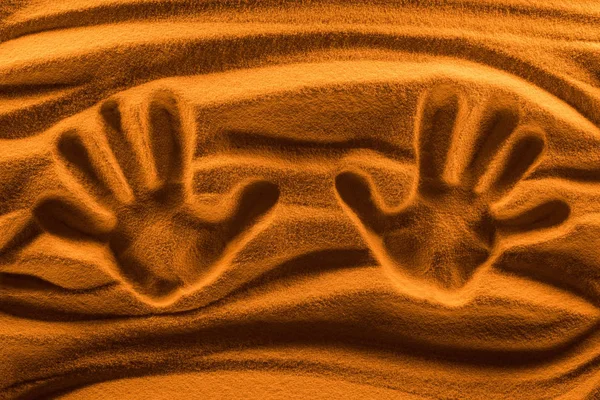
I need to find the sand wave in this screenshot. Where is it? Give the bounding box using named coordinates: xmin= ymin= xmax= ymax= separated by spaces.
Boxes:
xmin=2 ymin=21 xmax=600 ymax=139
xmin=3 ymin=3 xmax=600 ymax=399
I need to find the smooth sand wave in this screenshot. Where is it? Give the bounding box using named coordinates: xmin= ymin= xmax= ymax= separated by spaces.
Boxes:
xmin=3 ymin=1 xmax=600 ymax=399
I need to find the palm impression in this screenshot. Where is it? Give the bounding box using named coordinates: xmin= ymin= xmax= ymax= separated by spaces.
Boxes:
xmin=335 ymin=86 xmax=570 ymax=290
xmin=33 ymin=92 xmax=280 ymax=304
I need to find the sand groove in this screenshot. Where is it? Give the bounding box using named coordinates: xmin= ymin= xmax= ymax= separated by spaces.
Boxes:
xmin=3 ymin=2 xmax=600 ymax=399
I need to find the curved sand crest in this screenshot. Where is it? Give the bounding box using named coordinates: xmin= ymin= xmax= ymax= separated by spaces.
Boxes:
xmin=3 ymin=60 xmax=600 ymax=398
xmin=3 ymin=2 xmax=600 ymax=399
xmin=58 ymin=371 xmax=429 ymax=400
xmin=3 ymin=15 xmax=600 ymax=139
xmin=3 ymin=60 xmax=600 ymax=309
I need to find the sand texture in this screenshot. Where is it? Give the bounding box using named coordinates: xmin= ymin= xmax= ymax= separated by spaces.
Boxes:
xmin=3 ymin=1 xmax=600 ymax=399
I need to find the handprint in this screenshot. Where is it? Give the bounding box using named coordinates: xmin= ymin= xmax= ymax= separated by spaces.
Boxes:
xmin=33 ymin=91 xmax=279 ymax=304
xmin=335 ymin=86 xmax=570 ymax=290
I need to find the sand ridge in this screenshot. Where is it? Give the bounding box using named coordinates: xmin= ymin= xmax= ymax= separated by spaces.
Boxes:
xmin=2 ymin=1 xmax=600 ymax=399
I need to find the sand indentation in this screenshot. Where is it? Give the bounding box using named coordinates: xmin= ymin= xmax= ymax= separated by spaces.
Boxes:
xmin=2 ymin=21 xmax=600 ymax=397
xmin=336 ymin=85 xmax=570 ymax=291
xmin=32 ymin=91 xmax=280 ymax=304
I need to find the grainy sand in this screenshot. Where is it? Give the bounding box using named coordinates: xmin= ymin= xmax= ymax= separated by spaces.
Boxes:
xmin=2 ymin=1 xmax=600 ymax=399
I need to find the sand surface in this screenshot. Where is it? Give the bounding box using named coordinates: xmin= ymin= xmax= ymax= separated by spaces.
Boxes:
xmin=2 ymin=1 xmax=600 ymax=399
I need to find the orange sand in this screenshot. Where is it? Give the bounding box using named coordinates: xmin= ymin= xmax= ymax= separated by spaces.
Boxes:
xmin=2 ymin=1 xmax=600 ymax=399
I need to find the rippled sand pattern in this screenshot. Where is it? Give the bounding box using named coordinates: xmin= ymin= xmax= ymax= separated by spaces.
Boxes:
xmin=3 ymin=1 xmax=600 ymax=399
